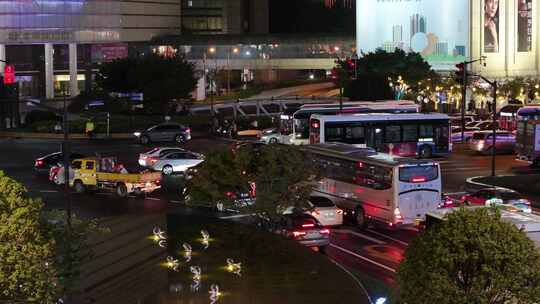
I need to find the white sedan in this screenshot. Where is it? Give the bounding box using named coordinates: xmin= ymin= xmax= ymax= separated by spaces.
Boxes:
xmin=138 ymin=147 xmax=187 ymax=167
xmin=283 ymin=197 xmax=343 ymax=227
xmin=150 ymin=150 xmax=204 ymax=175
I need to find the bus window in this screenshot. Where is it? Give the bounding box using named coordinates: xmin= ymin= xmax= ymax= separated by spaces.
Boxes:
xmin=419 ymin=124 xmax=434 ymax=138
xmin=385 ymin=125 xmax=401 ymax=143
xmin=402 ymin=124 xmax=418 ymax=142
xmin=296 ymin=119 xmax=310 ymax=139
xmin=399 ymin=165 xmax=439 ymax=183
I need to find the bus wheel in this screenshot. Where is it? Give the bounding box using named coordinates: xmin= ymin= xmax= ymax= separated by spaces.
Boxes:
xmin=419 ymin=145 xmax=433 ymax=159
xmin=116 ymin=183 xmax=128 ymax=198
xmin=355 ymin=207 xmax=367 ymax=229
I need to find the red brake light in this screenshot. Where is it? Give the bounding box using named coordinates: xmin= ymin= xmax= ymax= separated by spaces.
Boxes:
xmin=293 ymin=231 xmax=306 ymax=238
xmin=302 ymin=223 xmax=315 ymax=228
xmin=186 ymin=128 xmax=191 ymax=133
xmin=311 ymin=120 xmax=320 ymax=129
xmin=35 ymin=160 xmax=44 ymax=167
xmin=336 ymin=209 xmax=343 ymax=215
xmin=310 ymin=211 xmax=320 ymax=217
xmin=225 ymin=191 xmax=235 ymax=198
xmin=357 ymin=161 xmax=364 ymax=168
xmin=411 ymin=176 xmax=427 ymax=183
xmin=320 ymin=229 xmax=330 ymax=234
xmin=148 ymin=157 xmax=159 ymax=165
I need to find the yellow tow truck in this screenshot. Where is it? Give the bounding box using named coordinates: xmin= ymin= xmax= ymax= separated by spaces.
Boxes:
xmin=69 ymin=157 xmax=161 ymax=197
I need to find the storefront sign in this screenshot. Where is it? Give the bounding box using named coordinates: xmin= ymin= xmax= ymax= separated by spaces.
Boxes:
xmin=7 ymin=31 xmax=74 ymax=42
xmin=91 ymin=44 xmax=128 ymax=63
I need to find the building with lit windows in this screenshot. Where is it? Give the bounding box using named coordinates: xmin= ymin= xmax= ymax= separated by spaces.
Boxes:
xmin=0 ymin=0 xmax=182 ymax=98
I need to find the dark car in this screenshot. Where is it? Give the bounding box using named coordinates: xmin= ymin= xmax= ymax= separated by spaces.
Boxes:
xmin=460 ymin=188 xmax=532 ymax=213
xmin=276 ymin=213 xmax=330 ymax=253
xmin=134 ymin=123 xmax=191 ymax=144
xmin=34 ymin=152 xmax=85 ymax=174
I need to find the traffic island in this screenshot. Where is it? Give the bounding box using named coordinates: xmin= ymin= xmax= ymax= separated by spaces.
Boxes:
xmin=78 ymin=213 xmax=370 ymax=304
xmin=466 ymin=175 xmax=540 ymax=207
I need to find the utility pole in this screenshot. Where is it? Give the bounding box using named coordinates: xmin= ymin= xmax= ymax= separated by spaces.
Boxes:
xmin=460 ymin=65 xmax=467 ymax=143
xmin=62 ymin=88 xmax=72 ymax=230
xmin=491 ymin=81 xmax=497 ymax=177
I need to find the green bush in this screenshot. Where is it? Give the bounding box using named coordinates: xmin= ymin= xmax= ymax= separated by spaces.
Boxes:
xmin=25 ymin=110 xmax=59 ymax=126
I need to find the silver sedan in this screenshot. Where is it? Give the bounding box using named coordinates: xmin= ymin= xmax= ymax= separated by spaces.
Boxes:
xmin=150 ymin=151 xmax=204 ymax=175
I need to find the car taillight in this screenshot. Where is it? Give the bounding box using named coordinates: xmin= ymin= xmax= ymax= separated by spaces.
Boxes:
xmin=302 ymin=223 xmax=315 ymax=228
xmin=444 ymin=197 xmax=453 ymax=207
xmin=292 ymin=231 xmax=306 ymax=238
xmin=35 ymin=160 xmax=44 ymax=167
xmin=310 ymin=211 xmax=320 ymax=217
xmin=394 ymin=207 xmax=403 ymax=221
xmin=148 ymin=157 xmax=158 ymax=165
xmin=186 ymin=128 xmax=191 ymax=133
xmin=225 ymin=191 xmax=236 ymax=198
xmin=320 ymin=229 xmax=330 ymax=234
xmin=336 ymin=209 xmax=343 ymax=215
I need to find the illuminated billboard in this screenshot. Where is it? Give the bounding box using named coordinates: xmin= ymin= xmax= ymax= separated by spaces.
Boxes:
xmin=356 ymin=0 xmax=470 ymax=70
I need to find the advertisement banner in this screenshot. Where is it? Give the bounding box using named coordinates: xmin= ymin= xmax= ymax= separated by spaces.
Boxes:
xmin=91 ymin=43 xmax=128 ymax=63
xmin=517 ymin=0 xmax=533 ymax=52
xmin=356 ymin=0 xmax=469 ymax=70
xmin=484 ymin=0 xmax=500 ymax=53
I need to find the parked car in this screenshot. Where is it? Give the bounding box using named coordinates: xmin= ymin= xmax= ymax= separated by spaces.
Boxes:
xmin=34 ymin=152 xmax=85 ymax=174
xmin=224 ymin=182 xmax=257 ymax=208
xmin=451 ymin=127 xmax=480 ymax=143
xmin=276 ymin=213 xmax=330 ymax=253
xmin=138 ymin=147 xmax=187 ymax=167
xmin=460 ymin=188 xmax=532 ymax=213
xmin=468 ymin=131 xmax=516 ymax=154
xmin=283 ymin=197 xmax=343 ymax=226
xmin=258 ymin=128 xmax=281 ymax=144
xmin=134 ymin=123 xmax=191 ymax=144
xmin=149 ymin=150 xmax=204 ymax=175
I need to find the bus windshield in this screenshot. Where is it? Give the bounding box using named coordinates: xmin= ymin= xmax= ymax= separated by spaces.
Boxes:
xmin=399 ymin=165 xmax=439 ymax=183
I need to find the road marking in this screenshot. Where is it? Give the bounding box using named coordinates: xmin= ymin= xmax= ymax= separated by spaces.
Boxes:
xmin=219 ymin=214 xmax=253 ymax=219
xmin=169 ymin=200 xmax=183 ymax=204
xmin=333 ymin=229 xmax=386 ymax=245
xmin=330 ymin=244 xmax=396 ymax=273
xmin=366 ymin=229 xmax=409 ymax=246
xmin=328 ymin=258 xmax=374 ymax=304
xmin=146 ymin=197 xmax=161 ymax=201
xmin=39 ymin=190 xmax=58 ymax=193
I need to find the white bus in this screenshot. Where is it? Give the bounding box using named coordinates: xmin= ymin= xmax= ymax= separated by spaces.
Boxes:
xmin=309 ymin=113 xmax=451 ymax=158
xmin=305 ymin=143 xmax=442 ymax=229
xmin=279 ymin=100 xmax=419 ymax=145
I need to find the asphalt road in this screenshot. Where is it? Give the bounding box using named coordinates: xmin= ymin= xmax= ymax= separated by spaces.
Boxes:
xmin=0 ymin=137 xmax=529 ymax=301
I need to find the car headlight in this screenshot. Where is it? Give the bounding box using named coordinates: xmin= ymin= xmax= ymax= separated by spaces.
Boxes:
xmin=134 ymin=132 xmax=141 ymax=137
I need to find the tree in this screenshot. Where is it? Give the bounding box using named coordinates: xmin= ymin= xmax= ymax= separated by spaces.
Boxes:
xmin=344 ymin=49 xmax=434 ymax=100
xmin=96 ymin=53 xmax=197 ymax=113
xmin=187 ymin=145 xmax=318 ymax=228
xmin=397 ymin=208 xmax=540 ymax=304
xmin=0 ymin=171 xmax=59 ymax=303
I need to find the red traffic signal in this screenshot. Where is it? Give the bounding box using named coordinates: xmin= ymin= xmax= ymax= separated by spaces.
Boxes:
xmin=3 ymin=64 xmax=15 ymax=85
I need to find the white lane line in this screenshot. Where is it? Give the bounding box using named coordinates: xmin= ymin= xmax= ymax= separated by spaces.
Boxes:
xmin=169 ymin=200 xmax=183 ymax=204
xmin=333 ymin=229 xmax=386 ymax=245
xmin=330 ymin=244 xmax=397 ymax=273
xmin=219 ymin=214 xmax=253 ymax=219
xmin=366 ymin=229 xmax=409 ymax=246
xmin=328 ymin=258 xmax=374 ymax=304
xmin=39 ymin=190 xmax=58 ymax=193
xmin=146 ymin=197 xmax=161 ymax=201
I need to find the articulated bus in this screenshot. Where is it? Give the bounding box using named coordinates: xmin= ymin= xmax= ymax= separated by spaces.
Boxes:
xmin=305 ymin=143 xmax=442 ymax=229
xmin=279 ymin=100 xmax=419 ymax=145
xmin=309 ymin=113 xmax=451 ymax=158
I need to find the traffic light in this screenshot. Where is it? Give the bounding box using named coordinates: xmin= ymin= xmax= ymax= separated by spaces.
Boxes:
xmin=454 ymin=62 xmax=465 ymax=84
xmin=3 ymin=65 xmax=15 ymax=85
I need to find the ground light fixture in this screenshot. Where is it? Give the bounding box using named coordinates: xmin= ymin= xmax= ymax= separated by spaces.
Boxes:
xmin=375 ymin=298 xmax=387 ymax=304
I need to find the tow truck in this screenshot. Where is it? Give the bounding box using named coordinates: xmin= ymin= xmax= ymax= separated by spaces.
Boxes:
xmin=69 ymin=157 xmax=161 ymax=197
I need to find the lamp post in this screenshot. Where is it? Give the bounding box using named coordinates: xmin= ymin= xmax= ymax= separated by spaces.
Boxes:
xmin=208 ymin=47 xmax=216 ymax=123
xmin=475 ymin=74 xmax=498 ymax=177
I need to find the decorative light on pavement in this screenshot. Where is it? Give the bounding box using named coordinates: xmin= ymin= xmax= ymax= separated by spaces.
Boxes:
xmin=152 ymin=226 xmax=167 ymax=248
xmin=209 ymin=284 xmax=221 ymax=304
xmin=165 ymin=256 xmax=179 ymax=271
xmin=226 ymin=258 xmax=242 ymax=277
xmin=183 ymin=242 xmax=193 ymax=262
xmin=201 ymin=230 xmax=210 ymax=249
xmin=190 ymin=266 xmax=202 ymax=292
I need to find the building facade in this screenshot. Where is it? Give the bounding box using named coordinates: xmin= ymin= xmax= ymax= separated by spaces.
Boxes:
xmin=0 ymin=0 xmax=182 ymax=98
xmin=356 ymin=0 xmax=540 ymax=79
xmin=181 ymin=0 xmax=269 ymax=34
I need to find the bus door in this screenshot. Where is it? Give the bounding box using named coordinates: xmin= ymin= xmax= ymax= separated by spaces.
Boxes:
xmin=434 ymin=124 xmax=450 ymax=153
xmin=367 ymin=125 xmax=384 ymax=151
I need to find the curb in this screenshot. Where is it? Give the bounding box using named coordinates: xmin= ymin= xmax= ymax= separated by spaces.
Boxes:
xmin=464 ymin=175 xmax=517 ymax=193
